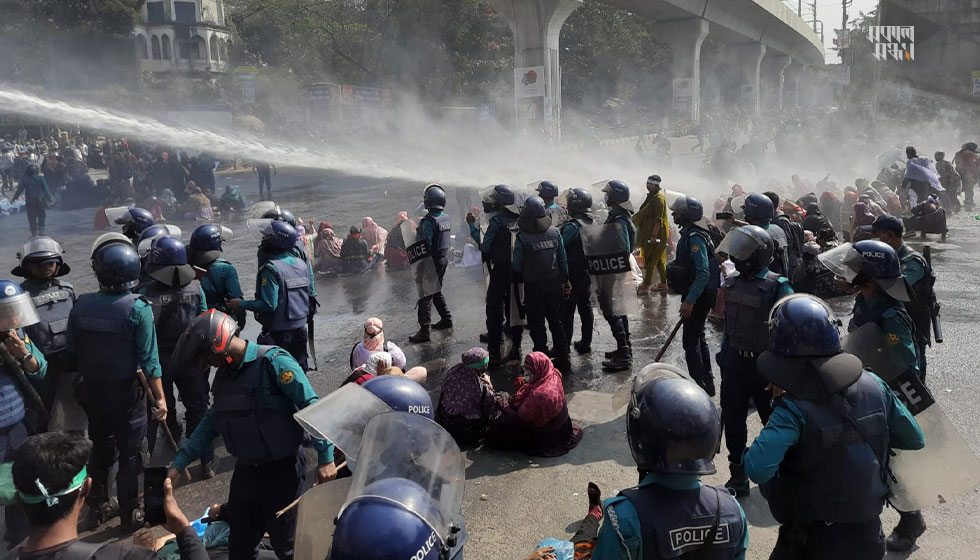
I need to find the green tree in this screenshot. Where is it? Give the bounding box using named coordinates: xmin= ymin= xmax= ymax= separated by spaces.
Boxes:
xmin=30 ymin=0 xmax=144 ymax=35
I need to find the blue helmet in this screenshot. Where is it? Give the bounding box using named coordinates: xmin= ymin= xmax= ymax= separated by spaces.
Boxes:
xmin=743 ymin=193 xmax=775 ymax=224
xmin=602 ymin=180 xmax=630 ymax=206
xmin=758 ymin=294 xmax=863 ymax=400
xmin=850 ymin=240 xmax=909 ymax=301
xmin=565 ymin=188 xmax=593 ymax=214
xmin=536 ymin=180 xmax=559 ymax=199
xmin=491 ymin=184 xmax=516 ymax=206
xmin=331 ymin=478 xmax=444 ymax=560
xmin=0 ymin=278 xmax=40 ymax=331
xmin=520 ymin=196 xmax=548 ymax=220
xmin=147 ymin=236 xmax=188 ymax=267
xmin=627 ymin=374 xmax=720 ymax=475
xmin=188 ymin=224 xmax=227 ymax=266
xmin=423 ymin=184 xmax=447 ymax=211
xmin=262 ymin=206 xmax=297 ymax=228
xmin=93 ymin=244 xmax=141 ymax=292
xmin=718 ymin=225 xmax=773 ymax=276
xmin=669 ymin=195 xmax=703 ymax=222
xmin=138 ymin=224 xmax=172 ymax=246
xmin=362 ymin=376 xmax=434 ymax=419
xmin=261 ymin=220 xmax=298 ymax=251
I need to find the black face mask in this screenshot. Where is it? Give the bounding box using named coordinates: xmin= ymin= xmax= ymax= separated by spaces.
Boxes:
xmin=733 ymin=258 xmax=758 ymax=276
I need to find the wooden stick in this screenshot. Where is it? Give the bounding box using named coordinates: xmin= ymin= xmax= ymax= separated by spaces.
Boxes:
xmin=654 ymin=319 xmax=684 ymax=362
xmin=137 ymin=369 xmax=192 ymax=480
xmin=275 ymin=460 xmax=348 ymax=518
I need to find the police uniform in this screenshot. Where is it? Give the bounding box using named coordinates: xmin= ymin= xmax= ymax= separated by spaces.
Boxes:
xmin=560 ymin=215 xmax=594 ymax=350
xmin=67 ymin=291 xmax=162 ymax=521
xmin=19 ymin=277 xmax=74 ymax=421
xmin=763 ymin=223 xmax=790 ymax=276
xmin=201 ymin=257 xmax=246 ymax=328
xmin=139 ymin=278 xmax=210 ymax=462
xmin=604 ymin=206 xmax=636 ymax=353
xmin=592 ymin=473 xmax=748 ymax=560
xmin=773 ymin=214 xmax=804 ymax=280
xmin=896 ymin=243 xmax=933 ymax=379
xmin=545 ymin=200 xmax=570 ymax=228
xmin=720 ymin=269 xmax=792 ymax=466
xmin=416 ymin=209 xmax=453 ymax=329
xmin=240 ymin=250 xmax=311 ymax=370
xmin=171 ymin=341 xmax=334 ymax=560
xmin=669 ymin=224 xmax=719 ymax=392
xmin=743 ymin=371 xmax=925 ymax=559
xmin=0 ymin=330 xmax=46 ymax=543
xmin=469 ymin=211 xmax=522 ymax=358
xmin=848 ymin=292 xmax=919 ymax=379
xmin=513 ymin=220 xmax=570 ymax=359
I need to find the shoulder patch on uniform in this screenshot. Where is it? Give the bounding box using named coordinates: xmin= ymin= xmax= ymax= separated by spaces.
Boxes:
xmin=22 ymin=334 xmax=30 ymax=345
xmin=261 ymin=276 xmax=268 ymax=286
xmin=887 ymin=333 xmax=899 ymax=344
xmin=691 ymin=244 xmax=700 ymax=252
xmin=279 ymin=370 xmax=294 ymax=384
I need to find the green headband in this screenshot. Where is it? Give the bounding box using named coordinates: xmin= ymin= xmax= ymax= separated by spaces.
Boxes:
xmin=19 ymin=466 xmax=87 ymax=507
xmin=465 ymin=356 xmax=490 ymax=369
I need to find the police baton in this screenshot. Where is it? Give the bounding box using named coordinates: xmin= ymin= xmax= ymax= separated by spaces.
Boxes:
xmin=275 ymin=460 xmax=347 ymax=518
xmin=654 ymin=319 xmax=684 ymax=362
xmin=137 ymin=369 xmax=192 ymax=480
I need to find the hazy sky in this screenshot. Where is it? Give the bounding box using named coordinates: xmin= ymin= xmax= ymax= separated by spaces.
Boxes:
xmin=802 ymin=0 xmax=880 ymax=62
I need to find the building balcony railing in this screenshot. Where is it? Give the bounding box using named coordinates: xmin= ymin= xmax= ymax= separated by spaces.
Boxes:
xmin=139 ymin=57 xmax=229 ymax=73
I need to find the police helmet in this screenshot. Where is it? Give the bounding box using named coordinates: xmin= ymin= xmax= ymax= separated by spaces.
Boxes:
xmin=491 ymin=184 xmax=516 ymax=207
xmin=331 ymin=478 xmax=445 ymax=560
xmin=536 ymin=180 xmax=559 ymax=199
xmin=743 ymin=193 xmax=775 ymax=224
xmin=758 ymin=294 xmax=863 ymax=400
xmin=563 ymin=188 xmax=591 ymax=215
xmin=13 ymin=236 xmax=70 ymax=277
xmin=260 ymin=205 xmax=297 ymax=228
xmin=92 ymin=243 xmax=141 ymax=293
xmin=627 ymin=374 xmax=720 ymax=475
xmin=90 ymin=232 xmax=135 ymax=259
xmin=849 ymin=240 xmax=909 ymax=301
xmin=718 ymin=225 xmax=774 ymax=277
xmin=423 ymin=184 xmax=447 ymax=211
xmin=136 ymin=224 xmax=182 ymax=259
xmin=0 ymin=279 xmax=40 ymax=331
xmin=602 ymin=180 xmax=631 ymax=208
xmin=260 ymin=220 xmax=299 ymax=251
xmin=145 ymin=236 xmax=196 ymax=287
xmin=106 ymin=207 xmax=155 ymax=237
xmin=362 ymin=376 xmax=434 ymax=419
xmin=172 ymin=309 xmax=238 ymax=367
xmin=188 ymin=224 xmax=231 ymax=267
xmin=520 ymin=196 xmax=548 ymax=220
xmin=669 ymin=195 xmax=703 ymax=223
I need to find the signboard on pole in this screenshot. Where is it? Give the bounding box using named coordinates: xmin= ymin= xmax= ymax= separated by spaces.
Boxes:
xmin=972 ymin=71 xmax=980 ymax=96
xmin=514 ymin=66 xmax=546 ymax=98
xmin=672 ymin=78 xmax=694 ymax=118
xmin=514 ymin=66 xmax=546 ymax=136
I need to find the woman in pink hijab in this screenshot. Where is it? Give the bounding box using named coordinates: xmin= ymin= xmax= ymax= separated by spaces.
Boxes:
xmin=487 ymin=352 xmax=582 ymax=457
xmin=314 ymin=222 xmax=343 ymax=273
xmin=361 ymin=216 xmax=388 ymax=255
xmin=384 ymin=211 xmax=414 ymax=268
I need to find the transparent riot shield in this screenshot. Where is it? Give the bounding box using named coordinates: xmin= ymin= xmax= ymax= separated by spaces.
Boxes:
xmin=611 ymin=362 xmax=693 ymax=411
xmin=247 ymin=200 xmax=280 ymax=219
xmin=341 ymin=412 xmax=464 ymax=545
xmin=246 ymin=218 xmax=274 ymax=240
xmin=841 ymin=322 xmax=901 ymax=383
xmin=294 ymin=477 xmax=352 ymax=560
xmin=292 ymin=383 xmax=393 ymax=464
xmin=817 ymin=242 xmax=864 ymax=282
xmin=104 ymin=206 xmax=133 ymax=226
xmin=580 ymin=222 xmax=637 ymax=317
xmin=730 ymin=194 xmax=747 ymax=220
xmin=91 ymin=232 xmax=134 ymax=258
xmin=217 ymin=225 xmax=234 ymax=242
xmin=402 ymin=220 xmax=441 ymax=299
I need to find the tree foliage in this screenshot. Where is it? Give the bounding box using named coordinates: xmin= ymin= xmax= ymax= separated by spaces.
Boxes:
xmin=30 ymin=0 xmax=144 ymax=35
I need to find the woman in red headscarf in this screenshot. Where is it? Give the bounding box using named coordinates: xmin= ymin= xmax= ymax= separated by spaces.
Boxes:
xmin=383 ymin=211 xmax=415 ymax=269
xmin=487 ymin=352 xmax=582 ymax=457
xmin=361 ymin=216 xmax=388 ymax=255
xmin=314 ymin=222 xmax=343 ymax=273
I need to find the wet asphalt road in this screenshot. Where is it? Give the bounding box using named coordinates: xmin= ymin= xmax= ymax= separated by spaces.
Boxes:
xmin=0 ymin=166 xmax=977 ymax=559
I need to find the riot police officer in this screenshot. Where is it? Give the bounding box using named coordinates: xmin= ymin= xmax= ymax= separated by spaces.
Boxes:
xmin=715 ymin=226 xmax=793 ymax=496
xmin=863 ymin=215 xmax=936 ymax=380
xmin=409 ymin=185 xmax=453 ymax=343
xmin=188 ymin=224 xmax=245 ymax=329
xmin=536 ymin=180 xmax=569 ymax=227
xmin=138 ymin=236 xmax=213 ymax=479
xmin=744 ymin=294 xmax=925 ymax=560
xmin=168 ymin=310 xmax=336 ymax=560
xmin=666 ymin=196 xmax=719 ymax=395
xmin=599 ymin=180 xmax=635 ymax=372
xmin=557 ymin=364 xmax=747 ymax=559
xmin=67 ymin=243 xmax=168 ymax=531
xmin=513 ymin=196 xmax=571 ymax=371
xmin=559 ymin=188 xmax=595 ymax=355
xmin=467 ymin=184 xmax=523 ymax=366
xmin=230 ymin=220 xmax=311 ymax=370
xmin=764 ymin=191 xmax=805 ymax=280
xmin=0 ymin=279 xmax=48 ymax=545
xmin=12 ymin=237 xmax=76 ymax=428
xmin=106 ymin=206 xmax=155 ymax=244
xmin=741 ymin=193 xmax=789 ymax=276
xmin=362 ymin=375 xmax=434 ymax=419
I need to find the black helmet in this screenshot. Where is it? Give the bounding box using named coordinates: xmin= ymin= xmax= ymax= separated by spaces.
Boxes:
xmin=423 ymin=184 xmax=446 ymax=211
xmin=565 ymin=188 xmax=593 ymax=215
xmin=627 ymin=365 xmax=720 ymax=475
xmin=13 ymin=236 xmax=70 ymax=277
xmin=536 ymin=180 xmax=559 ymax=199
xmin=717 ymin=225 xmax=773 ymax=277
xmin=92 ymin=244 xmax=141 ymax=293
xmin=743 ymin=193 xmax=775 ymax=224
xmin=172 ymin=309 xmax=238 ymax=367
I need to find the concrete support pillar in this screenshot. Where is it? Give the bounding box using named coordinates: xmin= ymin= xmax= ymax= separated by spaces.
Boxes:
xmin=731 ymin=42 xmax=766 ymax=115
xmin=761 ymin=53 xmax=792 ymax=110
xmin=489 ymin=0 xmax=582 ymax=141
xmin=654 ymin=18 xmax=709 ymax=122
xmin=783 ymin=63 xmax=806 ymax=108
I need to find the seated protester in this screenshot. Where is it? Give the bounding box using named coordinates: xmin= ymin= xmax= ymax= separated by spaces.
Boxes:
xmin=349 ymin=317 xmax=408 ymax=371
xmin=858 ymin=194 xmax=885 ymax=217
xmin=487 ymin=351 xmax=582 ymax=457
xmin=219 ymin=185 xmax=247 ymax=212
xmin=360 ymin=217 xmax=388 ymax=256
xmin=851 ymin=202 xmax=876 ymax=242
xmin=158 ymin=188 xmax=177 ymax=216
xmin=10 ymin=432 xmax=208 ymax=560
xmin=384 ymin=212 xmax=414 ymax=269
xmin=343 ymin=349 xmax=426 ymax=386
xmin=313 ymin=223 xmax=343 ymax=274
xmin=179 ymin=182 xmax=214 ymax=221
xmin=435 ymin=348 xmax=508 ymax=446
xmin=339 ymin=226 xmax=371 ymax=274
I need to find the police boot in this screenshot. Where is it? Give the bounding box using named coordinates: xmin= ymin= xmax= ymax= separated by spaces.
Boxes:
xmin=573 ymin=340 xmax=592 ymax=354
xmin=725 ymin=462 xmax=750 ymax=497
xmin=479 ymin=332 xmax=489 ymax=343
xmin=604 ymin=343 xmax=631 ymax=359
xmin=886 ymin=511 xmax=927 ymax=552
xmin=199 ymin=459 xmax=216 ymax=480
xmin=82 ymin=496 xmax=119 ymax=531
xmin=601 ymin=347 xmax=632 ymax=372
xmin=553 ymin=354 xmax=572 ymax=374
xmin=408 ymin=326 xmax=431 ymax=343
xmin=432 ymin=318 xmax=454 ymax=330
